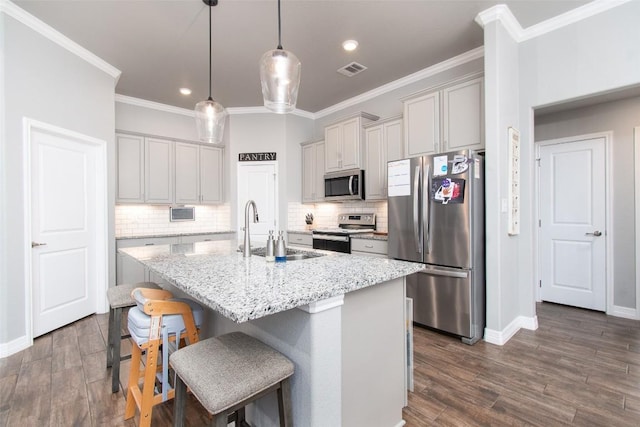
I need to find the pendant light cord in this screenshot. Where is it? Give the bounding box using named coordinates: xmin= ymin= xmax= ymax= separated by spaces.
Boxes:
xmin=277 ymin=0 xmax=283 ymax=50
xmin=208 ymin=3 xmax=213 ymax=100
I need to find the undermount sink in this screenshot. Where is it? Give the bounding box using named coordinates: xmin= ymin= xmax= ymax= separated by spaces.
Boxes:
xmin=248 ymin=247 xmax=325 ymax=261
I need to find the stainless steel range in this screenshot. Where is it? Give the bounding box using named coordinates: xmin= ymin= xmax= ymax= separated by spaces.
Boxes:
xmin=312 ymin=213 xmax=376 ymax=253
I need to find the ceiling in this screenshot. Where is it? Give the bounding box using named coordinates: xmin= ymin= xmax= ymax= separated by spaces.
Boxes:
xmin=14 ymin=0 xmax=591 ymax=113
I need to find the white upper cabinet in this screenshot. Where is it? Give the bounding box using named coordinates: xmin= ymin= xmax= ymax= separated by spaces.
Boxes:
xmin=116 ymin=134 xmax=145 ymax=203
xmin=404 ymin=91 xmax=440 ymax=157
xmin=324 ymin=112 xmax=379 ymax=173
xmin=364 ymin=116 xmax=403 ymax=200
xmin=200 ymin=145 xmax=223 ymax=204
xmin=403 ymin=76 xmax=484 ymax=157
xmin=145 ymin=137 xmax=174 ymax=204
xmin=301 ymin=140 xmax=325 ymax=203
xmin=117 ymin=132 xmax=224 ymax=205
xmin=174 ymin=142 xmax=200 ymax=204
xmin=442 ymin=78 xmax=484 ymax=151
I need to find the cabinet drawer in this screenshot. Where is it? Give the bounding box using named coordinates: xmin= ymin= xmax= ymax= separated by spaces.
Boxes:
xmin=351 ymin=238 xmax=388 ymax=255
xmin=116 ymin=236 xmax=179 ymax=249
xmin=288 ymin=232 xmax=312 ymax=247
xmin=180 ymin=233 xmax=234 ymax=243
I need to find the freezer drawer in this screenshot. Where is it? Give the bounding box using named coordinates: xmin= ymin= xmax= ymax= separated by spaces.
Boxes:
xmin=406 ymin=266 xmax=472 ymax=338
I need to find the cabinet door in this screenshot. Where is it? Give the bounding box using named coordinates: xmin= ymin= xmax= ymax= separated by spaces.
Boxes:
xmin=314 ymin=142 xmax=325 ymax=201
xmin=116 ymin=134 xmax=144 ymax=203
xmin=302 ymin=144 xmax=316 ymax=203
xmin=443 ymin=78 xmax=484 ymax=151
xmin=365 ymin=125 xmax=385 ymax=200
xmin=404 ymin=92 xmax=439 ymax=157
xmin=145 ymin=138 xmax=173 ymax=203
xmin=340 ymin=117 xmax=361 ymax=170
xmin=385 ymin=119 xmax=404 ymax=162
xmin=174 ymin=142 xmax=200 ymax=204
xmin=325 ymin=124 xmax=342 ymax=172
xmin=200 ymin=146 xmax=223 ymax=204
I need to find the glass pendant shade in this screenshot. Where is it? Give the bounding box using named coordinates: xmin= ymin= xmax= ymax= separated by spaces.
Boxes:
xmin=195 ymin=97 xmax=227 ymax=143
xmin=260 ymin=48 xmax=301 ymax=114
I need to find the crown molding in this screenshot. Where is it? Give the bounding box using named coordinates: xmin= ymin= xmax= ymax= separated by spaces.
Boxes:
xmin=314 ymin=46 xmax=485 ymax=119
xmin=0 ymin=0 xmax=121 ymax=83
xmin=475 ymin=0 xmax=632 ymax=43
xmin=116 ymin=94 xmax=316 ymax=120
xmin=115 ymin=94 xmax=195 ymax=117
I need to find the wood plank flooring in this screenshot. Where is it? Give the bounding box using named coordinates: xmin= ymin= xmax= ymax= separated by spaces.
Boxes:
xmin=2 ymin=302 xmax=640 ymax=426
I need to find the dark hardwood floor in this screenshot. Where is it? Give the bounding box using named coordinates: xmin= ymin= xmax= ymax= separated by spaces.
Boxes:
xmin=2 ymin=302 xmax=640 ymax=426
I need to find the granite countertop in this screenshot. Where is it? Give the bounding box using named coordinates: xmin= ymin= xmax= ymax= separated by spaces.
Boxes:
xmin=116 ymin=230 xmax=235 ymax=240
xmin=350 ymin=233 xmax=388 ymax=241
xmin=119 ymin=240 xmax=422 ymax=323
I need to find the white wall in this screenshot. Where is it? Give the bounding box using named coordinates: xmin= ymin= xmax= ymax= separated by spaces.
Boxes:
xmin=482 ymin=20 xmax=522 ymax=333
xmin=535 ymin=96 xmax=640 ymax=308
xmin=0 ymin=13 xmax=117 ymax=348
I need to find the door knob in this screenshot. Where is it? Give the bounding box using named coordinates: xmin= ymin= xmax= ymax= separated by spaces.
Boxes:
xmin=31 ymin=241 xmax=47 ymax=248
xmin=585 ymin=231 xmax=602 ymax=237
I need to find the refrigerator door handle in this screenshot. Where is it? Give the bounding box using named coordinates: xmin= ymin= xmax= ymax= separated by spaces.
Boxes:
xmin=421 ymin=267 xmax=469 ymax=279
xmin=413 ymin=165 xmax=422 ymax=253
xmin=424 ymin=163 xmax=431 ymax=254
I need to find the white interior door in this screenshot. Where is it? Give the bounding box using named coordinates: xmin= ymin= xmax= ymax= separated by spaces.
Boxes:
xmin=30 ymin=124 xmax=104 ymax=337
xmin=539 ymin=136 xmax=606 ymax=311
xmin=237 ymin=162 xmax=278 ymax=244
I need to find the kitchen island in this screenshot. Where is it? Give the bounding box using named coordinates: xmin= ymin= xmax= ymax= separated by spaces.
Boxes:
xmin=120 ymin=240 xmax=423 ymax=427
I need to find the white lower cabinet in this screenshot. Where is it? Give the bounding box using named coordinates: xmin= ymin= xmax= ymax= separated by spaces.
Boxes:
xmin=287 ymin=232 xmax=312 ymax=247
xmin=351 ymin=238 xmax=388 ymax=258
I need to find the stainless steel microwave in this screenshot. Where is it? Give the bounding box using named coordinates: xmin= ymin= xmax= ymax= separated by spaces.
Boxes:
xmin=324 ymin=169 xmax=365 ymax=201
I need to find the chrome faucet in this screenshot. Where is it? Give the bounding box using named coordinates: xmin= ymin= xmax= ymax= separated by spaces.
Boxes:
xmin=243 ymin=200 xmax=259 ymax=257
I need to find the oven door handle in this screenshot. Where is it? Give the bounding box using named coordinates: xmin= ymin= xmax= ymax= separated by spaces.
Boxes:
xmin=312 ymin=234 xmax=349 ymax=242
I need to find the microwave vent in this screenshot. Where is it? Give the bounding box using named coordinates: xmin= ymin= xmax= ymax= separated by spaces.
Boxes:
xmin=337 ymin=62 xmax=367 ymax=77
xmin=170 ymin=206 xmax=195 ymax=222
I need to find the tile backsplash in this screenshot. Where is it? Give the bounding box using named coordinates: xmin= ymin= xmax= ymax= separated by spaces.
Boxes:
xmin=116 ymin=204 xmax=231 ymax=237
xmin=288 ymin=201 xmax=388 ymax=232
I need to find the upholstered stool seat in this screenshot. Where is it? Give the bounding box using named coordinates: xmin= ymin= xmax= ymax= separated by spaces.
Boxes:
xmin=106 ymin=282 xmax=160 ymax=393
xmin=124 ymin=288 xmax=203 ymax=427
xmin=170 ymin=332 xmax=294 ymax=427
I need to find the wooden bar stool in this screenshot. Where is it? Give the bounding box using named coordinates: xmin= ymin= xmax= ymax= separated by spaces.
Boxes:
xmin=170 ymin=332 xmax=295 ymax=427
xmin=124 ymin=288 xmax=204 ymax=427
xmin=106 ymin=281 xmax=161 ymax=393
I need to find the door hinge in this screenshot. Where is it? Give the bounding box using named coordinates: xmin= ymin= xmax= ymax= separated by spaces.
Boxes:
xmin=539 ymin=280 xmax=542 ymax=288
xmin=538 ymin=219 xmax=541 ymax=227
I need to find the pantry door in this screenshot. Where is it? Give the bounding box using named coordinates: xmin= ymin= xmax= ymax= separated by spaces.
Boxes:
xmin=237 ymin=162 xmax=278 ymax=244
xmin=538 ymin=135 xmax=607 ymax=311
xmin=28 ymin=120 xmax=107 ymax=337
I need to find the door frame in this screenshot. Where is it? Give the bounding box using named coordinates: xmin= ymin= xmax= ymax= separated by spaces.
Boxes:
xmin=534 ymin=131 xmax=614 ymax=315
xmin=635 ymin=126 xmax=640 ymax=319
xmin=22 ymin=118 xmax=108 ymax=344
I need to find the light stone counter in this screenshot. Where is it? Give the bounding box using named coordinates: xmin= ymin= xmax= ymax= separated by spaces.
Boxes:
xmin=119 ymin=240 xmax=422 ymax=323
xmin=119 ymin=239 xmax=423 ymax=427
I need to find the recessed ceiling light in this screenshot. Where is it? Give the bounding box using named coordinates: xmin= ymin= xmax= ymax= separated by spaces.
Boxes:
xmin=342 ymin=40 xmax=358 ymax=52
xmin=179 ymin=87 xmax=192 ymax=96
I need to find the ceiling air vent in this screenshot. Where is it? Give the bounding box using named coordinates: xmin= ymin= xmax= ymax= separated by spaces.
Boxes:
xmin=337 ymin=62 xmax=367 ymax=77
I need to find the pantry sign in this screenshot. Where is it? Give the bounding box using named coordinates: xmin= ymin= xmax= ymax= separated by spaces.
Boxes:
xmin=238 ymin=152 xmax=277 ymax=162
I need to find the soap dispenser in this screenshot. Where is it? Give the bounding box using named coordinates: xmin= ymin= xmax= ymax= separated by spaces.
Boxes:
xmin=265 ymin=230 xmax=275 ymax=262
xmin=275 ymin=231 xmax=287 ymax=262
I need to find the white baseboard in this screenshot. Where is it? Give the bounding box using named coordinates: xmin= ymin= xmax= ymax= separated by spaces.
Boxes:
xmin=484 ymin=315 xmax=538 ymax=346
xmin=0 ymin=335 xmax=31 ymax=358
xmin=610 ymin=305 xmax=638 ymax=320
xmin=394 ymin=420 xmax=407 ymax=427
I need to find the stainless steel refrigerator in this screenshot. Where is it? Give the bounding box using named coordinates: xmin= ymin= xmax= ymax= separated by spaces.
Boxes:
xmin=388 ymin=149 xmax=484 ymax=344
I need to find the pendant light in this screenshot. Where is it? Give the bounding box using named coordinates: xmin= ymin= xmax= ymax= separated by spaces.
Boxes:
xmin=259 ymin=0 xmax=301 ymax=114
xmin=195 ymin=0 xmax=227 ymax=143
